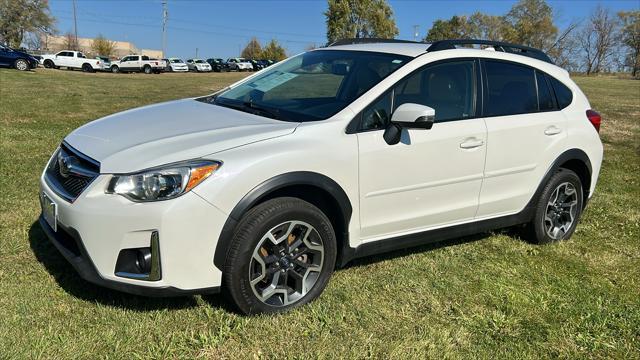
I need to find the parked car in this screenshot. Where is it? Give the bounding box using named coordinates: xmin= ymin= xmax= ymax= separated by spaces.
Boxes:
xmin=227 ymin=57 xmax=253 ymax=71
xmin=248 ymin=59 xmax=264 ymax=72
xmin=257 ymin=59 xmax=271 ymax=69
xmin=0 ymin=44 xmax=39 ymax=71
xmin=95 ymin=56 xmax=111 ymax=72
xmin=165 ymin=58 xmax=188 ymax=72
xmin=110 ymin=55 xmax=166 ymax=74
xmin=38 ymin=39 xmax=603 ymax=315
xmin=186 ymin=59 xmax=212 ymax=72
xmin=40 ymin=50 xmax=102 ymax=72
xmin=206 ymin=58 xmax=228 ymax=72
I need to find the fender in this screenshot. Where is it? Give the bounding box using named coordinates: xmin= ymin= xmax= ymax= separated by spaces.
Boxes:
xmin=213 ymin=171 xmax=352 ymax=269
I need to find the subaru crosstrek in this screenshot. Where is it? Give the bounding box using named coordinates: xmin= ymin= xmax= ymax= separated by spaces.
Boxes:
xmin=39 ymin=39 xmax=603 ymax=314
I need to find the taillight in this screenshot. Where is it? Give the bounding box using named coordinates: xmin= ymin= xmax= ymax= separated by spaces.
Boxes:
xmin=586 ymin=110 xmax=601 ymax=133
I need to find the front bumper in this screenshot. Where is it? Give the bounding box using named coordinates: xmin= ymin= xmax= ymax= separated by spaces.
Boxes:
xmin=39 ymin=172 xmax=227 ymax=296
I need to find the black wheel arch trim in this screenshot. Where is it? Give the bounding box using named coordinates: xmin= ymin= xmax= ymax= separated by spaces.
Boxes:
xmin=213 ymin=171 xmax=353 ymax=269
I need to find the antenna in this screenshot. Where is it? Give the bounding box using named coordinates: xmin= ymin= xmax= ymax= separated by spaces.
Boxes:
xmin=72 ymin=0 xmax=79 ymax=50
xmin=162 ymin=0 xmax=168 ymax=57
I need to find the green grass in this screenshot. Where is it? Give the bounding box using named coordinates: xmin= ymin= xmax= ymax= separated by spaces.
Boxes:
xmin=0 ymin=68 xmax=638 ymax=359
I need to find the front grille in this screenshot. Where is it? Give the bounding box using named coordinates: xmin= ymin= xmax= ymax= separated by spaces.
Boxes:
xmin=45 ymin=143 xmax=100 ymax=202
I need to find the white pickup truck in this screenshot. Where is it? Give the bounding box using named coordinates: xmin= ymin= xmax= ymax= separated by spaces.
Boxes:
xmin=40 ymin=50 xmax=103 ymax=72
xmin=110 ymin=55 xmax=166 ymax=74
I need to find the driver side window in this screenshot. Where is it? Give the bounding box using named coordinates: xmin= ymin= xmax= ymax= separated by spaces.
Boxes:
xmin=360 ymin=91 xmax=392 ymax=131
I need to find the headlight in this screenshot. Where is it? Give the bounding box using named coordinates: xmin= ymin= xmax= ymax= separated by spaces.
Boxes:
xmin=106 ymin=160 xmax=220 ymax=202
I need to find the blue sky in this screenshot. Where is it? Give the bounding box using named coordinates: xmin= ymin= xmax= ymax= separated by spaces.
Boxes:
xmin=49 ymin=0 xmax=639 ymax=59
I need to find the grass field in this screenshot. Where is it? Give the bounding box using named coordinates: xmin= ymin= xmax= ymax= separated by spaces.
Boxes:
xmin=0 ymin=68 xmax=638 ymax=359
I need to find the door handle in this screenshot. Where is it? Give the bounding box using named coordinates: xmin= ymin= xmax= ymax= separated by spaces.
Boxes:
xmin=460 ymin=138 xmax=484 ymax=149
xmin=544 ymin=126 xmax=562 ymax=136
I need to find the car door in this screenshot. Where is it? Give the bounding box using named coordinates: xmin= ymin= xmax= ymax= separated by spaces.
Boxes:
xmin=120 ymin=56 xmax=133 ymax=71
xmin=0 ymin=45 xmax=10 ymax=66
xmin=475 ymin=59 xmax=567 ymax=218
xmin=356 ymin=59 xmax=487 ymax=240
xmin=56 ymin=52 xmax=70 ymax=67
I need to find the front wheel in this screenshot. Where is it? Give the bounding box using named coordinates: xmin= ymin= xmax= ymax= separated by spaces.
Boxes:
xmin=527 ymin=169 xmax=584 ymax=244
xmin=43 ymin=59 xmax=54 ymax=68
xmin=14 ymin=59 xmax=29 ymax=71
xmin=111 ymin=65 xmax=120 ymax=73
xmin=224 ymin=197 xmax=336 ymax=315
xmin=143 ymin=65 xmax=152 ymax=74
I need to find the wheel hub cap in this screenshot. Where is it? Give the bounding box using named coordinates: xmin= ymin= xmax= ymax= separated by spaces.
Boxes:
xmin=249 ymin=220 xmax=324 ymax=307
xmin=544 ymin=182 xmax=578 ymax=240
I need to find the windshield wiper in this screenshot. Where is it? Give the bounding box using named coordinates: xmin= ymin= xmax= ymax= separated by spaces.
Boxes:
xmin=242 ymin=100 xmax=281 ymax=120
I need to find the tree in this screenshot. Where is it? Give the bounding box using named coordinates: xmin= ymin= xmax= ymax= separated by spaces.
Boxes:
xmin=618 ymin=11 xmax=640 ymax=77
xmin=260 ymin=39 xmax=287 ymax=61
xmin=0 ymin=0 xmax=55 ymax=48
xmin=501 ymin=0 xmax=558 ymax=50
xmin=425 ymin=13 xmax=506 ymax=42
xmin=425 ymin=16 xmax=476 ymax=42
xmin=91 ymin=34 xmax=115 ymax=57
xmin=241 ymin=37 xmax=262 ymax=59
xmin=578 ymin=6 xmax=619 ymax=74
xmin=325 ymin=0 xmax=399 ymax=44
xmin=62 ymin=31 xmax=78 ymax=51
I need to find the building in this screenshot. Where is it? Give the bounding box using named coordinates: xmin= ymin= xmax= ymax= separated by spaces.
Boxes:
xmin=39 ymin=34 xmax=163 ymax=59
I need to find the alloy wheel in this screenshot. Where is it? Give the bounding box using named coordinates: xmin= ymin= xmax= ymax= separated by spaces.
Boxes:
xmin=16 ymin=59 xmax=28 ymax=71
xmin=544 ymin=182 xmax=578 ymax=239
xmin=249 ymin=220 xmax=325 ymax=307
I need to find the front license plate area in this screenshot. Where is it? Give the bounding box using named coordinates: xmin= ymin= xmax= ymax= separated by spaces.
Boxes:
xmin=40 ymin=192 xmax=57 ymax=232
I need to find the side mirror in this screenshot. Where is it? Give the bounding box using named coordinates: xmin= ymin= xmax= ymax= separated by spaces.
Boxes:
xmin=391 ymin=103 xmax=435 ymax=129
xmin=383 ymin=103 xmax=436 ymax=145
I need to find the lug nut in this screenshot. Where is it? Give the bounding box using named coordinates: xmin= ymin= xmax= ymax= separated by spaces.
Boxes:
xmin=280 ymin=269 xmax=286 ymax=273
xmin=275 ymin=262 xmax=280 ymax=267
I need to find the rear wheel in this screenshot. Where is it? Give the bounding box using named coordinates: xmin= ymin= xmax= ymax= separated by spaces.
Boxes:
xmin=81 ymin=63 xmax=93 ymax=72
xmin=14 ymin=59 xmax=29 ymax=71
xmin=143 ymin=65 xmax=152 ymax=74
xmin=526 ymin=169 xmax=584 ymax=244
xmin=224 ymin=197 xmax=336 ymax=315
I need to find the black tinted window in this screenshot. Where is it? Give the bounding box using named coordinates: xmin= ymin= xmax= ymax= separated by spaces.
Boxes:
xmin=360 ymin=92 xmax=392 ymax=131
xmin=549 ymin=77 xmax=573 ymax=109
xmin=142 ymin=56 xmax=149 ymax=61
xmin=536 ymin=71 xmax=555 ymax=111
xmin=394 ymin=60 xmax=475 ymax=122
xmin=484 ymin=60 xmax=537 ymax=116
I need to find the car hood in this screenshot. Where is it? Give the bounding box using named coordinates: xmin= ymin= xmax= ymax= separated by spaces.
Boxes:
xmin=64 ymin=99 xmax=298 ymax=173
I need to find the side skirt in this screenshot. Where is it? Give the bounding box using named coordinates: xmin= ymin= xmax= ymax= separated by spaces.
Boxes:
xmin=337 ymin=209 xmax=533 ymax=267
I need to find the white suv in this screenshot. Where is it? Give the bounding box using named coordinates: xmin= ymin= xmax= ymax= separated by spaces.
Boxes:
xmin=39 ymin=39 xmax=603 ymax=314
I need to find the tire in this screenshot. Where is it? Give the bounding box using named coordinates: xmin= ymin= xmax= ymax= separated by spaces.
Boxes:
xmin=111 ymin=65 xmax=120 ymax=73
xmin=81 ymin=63 xmax=93 ymax=72
xmin=143 ymin=65 xmax=152 ymax=74
xmin=14 ymin=59 xmax=29 ymax=71
xmin=43 ymin=59 xmax=54 ymax=69
xmin=526 ymin=169 xmax=584 ymax=244
xmin=224 ymin=197 xmax=337 ymax=315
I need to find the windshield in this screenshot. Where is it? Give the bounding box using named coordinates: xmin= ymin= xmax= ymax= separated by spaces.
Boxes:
xmin=171 ymin=59 xmax=183 ymax=63
xmin=195 ymin=60 xmax=206 ymax=64
xmin=212 ymin=50 xmax=410 ymax=122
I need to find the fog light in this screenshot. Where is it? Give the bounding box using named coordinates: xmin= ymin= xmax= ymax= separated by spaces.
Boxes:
xmin=114 ymin=231 xmax=161 ymax=281
xmin=136 ymin=249 xmax=152 ymax=273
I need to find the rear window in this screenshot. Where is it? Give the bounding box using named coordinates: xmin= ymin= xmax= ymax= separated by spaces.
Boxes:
xmin=549 ymin=77 xmax=573 ymax=109
xmin=142 ymin=56 xmax=150 ymax=61
xmin=536 ymin=71 xmax=555 ymax=111
xmin=484 ymin=60 xmax=537 ymax=117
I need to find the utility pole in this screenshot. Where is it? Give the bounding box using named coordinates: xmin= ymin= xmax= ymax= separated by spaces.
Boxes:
xmin=195 ymin=47 xmax=198 ymax=58
xmin=72 ymin=0 xmax=79 ymax=50
xmin=413 ymin=25 xmax=420 ymax=42
xmin=162 ymin=0 xmax=168 ymax=57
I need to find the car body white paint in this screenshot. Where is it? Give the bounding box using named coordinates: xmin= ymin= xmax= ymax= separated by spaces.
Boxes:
xmin=166 ymin=58 xmax=189 ymax=72
xmin=40 ymin=43 xmax=603 ymax=292
xmin=40 ymin=50 xmax=102 ymax=71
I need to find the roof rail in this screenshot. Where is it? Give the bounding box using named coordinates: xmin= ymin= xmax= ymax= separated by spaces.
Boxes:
xmin=427 ymin=39 xmax=554 ymax=64
xmin=328 ymin=38 xmax=423 ymax=47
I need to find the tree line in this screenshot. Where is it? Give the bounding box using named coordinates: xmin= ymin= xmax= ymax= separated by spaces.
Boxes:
xmin=325 ymin=0 xmax=640 ymax=77
xmin=240 ymin=37 xmax=287 ymax=61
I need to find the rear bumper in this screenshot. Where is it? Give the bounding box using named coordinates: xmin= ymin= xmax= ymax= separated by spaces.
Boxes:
xmin=39 ymin=215 xmax=220 ymax=296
